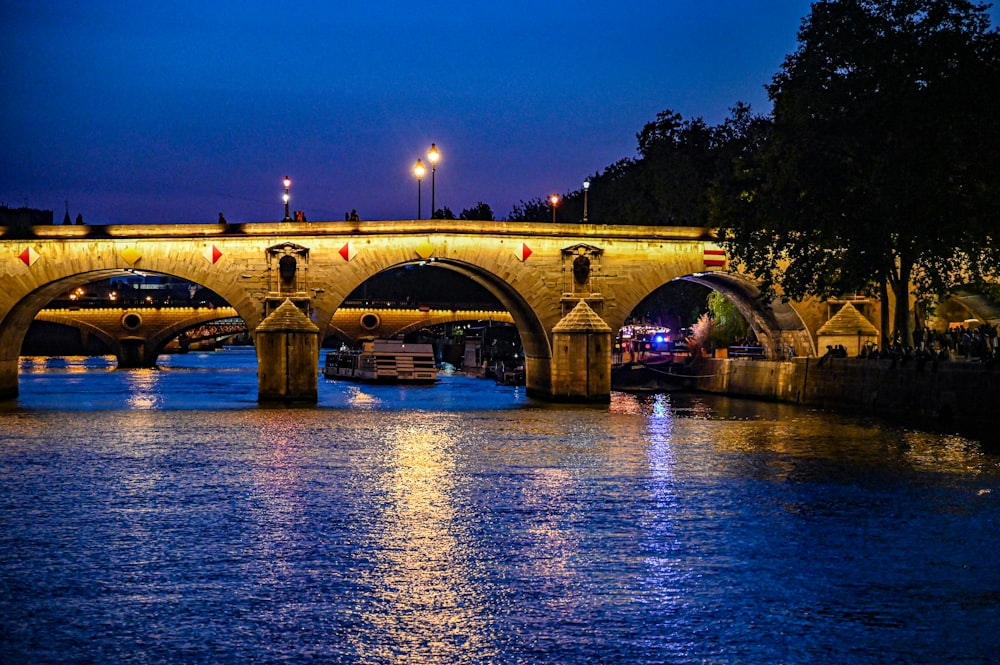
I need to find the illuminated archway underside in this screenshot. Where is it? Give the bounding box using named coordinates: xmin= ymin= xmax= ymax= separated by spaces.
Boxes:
xmin=680 ymin=272 xmax=816 ymax=358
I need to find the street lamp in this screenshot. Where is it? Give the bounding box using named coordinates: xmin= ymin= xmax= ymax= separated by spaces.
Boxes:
xmin=282 ymin=176 xmax=291 ymax=221
xmin=583 ymin=180 xmax=591 ymax=223
xmin=550 ymin=194 xmax=560 ymax=223
xmin=413 ymin=159 xmax=426 ymax=219
xmin=427 ymin=143 xmax=440 ymax=218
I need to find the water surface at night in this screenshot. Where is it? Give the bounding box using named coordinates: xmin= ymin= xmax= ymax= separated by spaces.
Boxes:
xmin=2 ymin=349 xmax=999 ymax=663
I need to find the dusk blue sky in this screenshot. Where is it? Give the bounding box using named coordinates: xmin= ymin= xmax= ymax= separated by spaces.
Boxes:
xmin=4 ymin=2 xmax=998 ymax=224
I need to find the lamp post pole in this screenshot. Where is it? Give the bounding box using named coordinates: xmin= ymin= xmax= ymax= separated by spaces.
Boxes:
xmin=583 ymin=180 xmax=590 ymax=223
xmin=413 ymin=159 xmax=426 ymax=219
xmin=428 ymin=143 xmax=440 ymax=218
xmin=550 ymin=194 xmax=560 ymax=223
xmin=282 ymin=176 xmax=291 ymax=221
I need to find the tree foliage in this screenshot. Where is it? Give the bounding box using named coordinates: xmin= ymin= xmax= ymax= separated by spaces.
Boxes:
xmin=507 ymin=197 xmax=554 ymax=222
xmin=460 ymin=201 xmax=495 ymax=221
xmin=548 ymin=112 xmax=734 ymax=226
xmin=714 ymin=0 xmax=1000 ymax=345
xmin=631 ymin=280 xmax=713 ymax=329
xmin=706 ymin=290 xmax=751 ymax=348
xmin=503 ymin=0 xmax=1000 ymax=346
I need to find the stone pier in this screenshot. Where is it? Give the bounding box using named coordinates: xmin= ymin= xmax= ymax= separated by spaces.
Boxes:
xmin=255 ymin=299 xmax=319 ymax=404
xmin=550 ymin=300 xmax=613 ymax=402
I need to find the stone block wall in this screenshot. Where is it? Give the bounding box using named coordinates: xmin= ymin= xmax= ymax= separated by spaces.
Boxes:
xmin=691 ymin=357 xmax=999 ymax=445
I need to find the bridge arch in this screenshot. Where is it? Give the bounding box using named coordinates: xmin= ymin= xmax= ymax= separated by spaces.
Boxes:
xmin=321 ymin=307 xmax=514 ymax=348
xmin=1 ymin=266 xmax=262 ymax=395
xmin=605 ymin=271 xmax=817 ymax=359
xmin=142 ymin=309 xmax=243 ymax=363
xmin=313 ymin=258 xmax=554 ymax=396
xmin=31 ymin=311 xmax=118 ymax=355
xmin=2 ymin=269 xmax=130 ymax=380
xmin=33 ymin=305 xmax=243 ymax=366
xmin=679 ymin=272 xmax=817 ymax=358
xmin=392 ymin=313 xmax=515 ymax=338
xmin=936 ymin=290 xmax=1000 ymax=327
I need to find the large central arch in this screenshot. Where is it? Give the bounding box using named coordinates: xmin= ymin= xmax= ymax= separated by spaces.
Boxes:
xmin=317 ymin=258 xmax=555 ymax=397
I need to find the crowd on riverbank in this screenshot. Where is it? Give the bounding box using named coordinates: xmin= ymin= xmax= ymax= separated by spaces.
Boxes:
xmin=856 ymin=323 xmax=999 ymax=363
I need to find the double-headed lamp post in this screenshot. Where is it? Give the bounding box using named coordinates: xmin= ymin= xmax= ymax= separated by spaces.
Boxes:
xmin=583 ymin=180 xmax=591 ymax=223
xmin=550 ymin=194 xmax=560 ymax=223
xmin=413 ymin=159 xmax=426 ymax=219
xmin=282 ymin=176 xmax=291 ymax=221
xmin=427 ymin=143 xmax=440 ymax=218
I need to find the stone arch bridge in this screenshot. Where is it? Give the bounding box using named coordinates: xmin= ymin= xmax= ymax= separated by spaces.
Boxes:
xmin=32 ymin=306 xmax=242 ymax=365
xmin=1 ymin=219 xmax=824 ymax=402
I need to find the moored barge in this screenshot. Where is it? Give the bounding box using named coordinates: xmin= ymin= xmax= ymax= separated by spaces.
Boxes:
xmin=323 ymin=339 xmax=437 ymax=383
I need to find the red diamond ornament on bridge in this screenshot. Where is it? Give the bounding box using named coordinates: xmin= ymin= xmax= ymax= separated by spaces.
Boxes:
xmin=514 ymin=243 xmax=532 ymax=262
xmin=18 ymin=246 xmax=39 ymax=267
xmin=202 ymin=245 xmax=223 ymax=264
xmin=339 ymin=242 xmax=357 ymax=261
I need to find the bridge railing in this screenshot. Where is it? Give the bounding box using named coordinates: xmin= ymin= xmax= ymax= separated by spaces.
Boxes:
xmin=727 ymin=345 xmax=767 ymax=359
xmin=339 ymin=299 xmax=505 ymax=312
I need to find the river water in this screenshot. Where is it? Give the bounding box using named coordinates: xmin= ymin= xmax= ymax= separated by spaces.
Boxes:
xmin=2 ymin=348 xmax=999 ymax=664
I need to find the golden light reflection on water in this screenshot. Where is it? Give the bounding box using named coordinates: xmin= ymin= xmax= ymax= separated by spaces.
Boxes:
xmin=360 ymin=417 xmax=488 ymax=664
xmin=521 ymin=466 xmax=578 ymax=587
xmin=18 ymin=355 xmax=116 ymax=373
xmin=124 ymin=369 xmax=161 ymax=409
xmin=245 ymin=416 xmax=310 ymax=588
xmin=346 ymin=385 xmax=383 ymax=409
xmin=900 ymin=430 xmax=994 ymax=475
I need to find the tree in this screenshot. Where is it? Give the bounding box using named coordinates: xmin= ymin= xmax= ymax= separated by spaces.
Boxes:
xmin=507 ymin=197 xmax=553 ymax=222
xmin=631 ymin=280 xmax=712 ymax=329
xmin=635 ymin=110 xmax=720 ymax=226
xmin=716 ymin=0 xmax=1000 ymax=346
xmin=432 ymin=206 xmax=456 ymax=220
xmin=509 ymin=107 xmax=727 ymax=226
xmin=706 ymin=290 xmax=751 ymax=348
xmin=566 ymin=112 xmax=726 ymax=226
xmin=459 ymin=202 xmax=495 ymax=221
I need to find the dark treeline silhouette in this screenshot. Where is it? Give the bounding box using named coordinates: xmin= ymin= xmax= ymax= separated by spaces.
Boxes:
xmin=508 ymin=0 xmax=1000 ymax=350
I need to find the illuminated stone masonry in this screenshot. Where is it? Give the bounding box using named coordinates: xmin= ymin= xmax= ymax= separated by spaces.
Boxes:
xmin=1 ymin=219 xmax=819 ymax=402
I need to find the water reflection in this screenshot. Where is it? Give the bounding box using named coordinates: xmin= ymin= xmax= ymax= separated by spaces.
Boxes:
xmin=19 ymin=355 xmax=116 ymax=372
xmin=361 ymin=416 xmax=487 ymax=664
xmin=900 ymin=430 xmax=993 ymax=474
xmin=5 ymin=356 xmax=1000 ymax=664
xmin=243 ymin=417 xmax=310 ymax=600
xmin=124 ymin=369 xmax=162 ymax=409
xmin=638 ymin=393 xmax=693 ymax=661
xmin=345 ymin=385 xmax=383 ymax=409
xmin=521 ymin=466 xmax=578 ymax=591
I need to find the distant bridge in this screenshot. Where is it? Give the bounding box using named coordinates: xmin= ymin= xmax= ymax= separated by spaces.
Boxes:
xmin=31 ymin=304 xmax=514 ymax=364
xmin=33 ymin=306 xmax=240 ymax=366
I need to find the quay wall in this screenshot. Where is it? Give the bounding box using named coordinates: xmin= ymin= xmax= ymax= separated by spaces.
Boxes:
xmin=688 ymin=357 xmax=999 ymax=445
